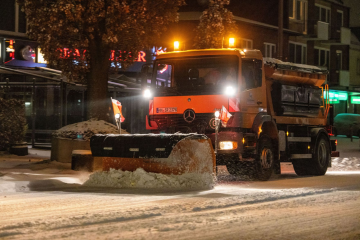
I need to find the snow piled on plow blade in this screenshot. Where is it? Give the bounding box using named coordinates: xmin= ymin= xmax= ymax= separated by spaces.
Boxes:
xmin=84 ymin=168 xmax=216 ymax=190
xmin=86 ymin=135 xmax=216 ymax=190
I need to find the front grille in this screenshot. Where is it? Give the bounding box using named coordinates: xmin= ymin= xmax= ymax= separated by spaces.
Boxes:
xmin=150 ymin=113 xmax=216 ymax=133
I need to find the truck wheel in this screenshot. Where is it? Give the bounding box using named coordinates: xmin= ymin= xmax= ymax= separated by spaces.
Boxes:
xmin=255 ymin=135 xmax=274 ymax=181
xmin=292 ymin=135 xmax=330 ymax=176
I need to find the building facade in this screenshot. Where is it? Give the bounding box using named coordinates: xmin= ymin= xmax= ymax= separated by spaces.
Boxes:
xmin=167 ymin=0 xmax=360 ymax=118
xmin=1 ymin=0 xmax=359 ymax=146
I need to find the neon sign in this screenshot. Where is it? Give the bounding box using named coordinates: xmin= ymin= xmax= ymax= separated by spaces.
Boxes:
xmin=351 ymin=96 xmax=360 ymax=104
xmin=5 ymin=39 xmax=15 ymax=63
xmin=58 ymin=48 xmax=147 ymax=62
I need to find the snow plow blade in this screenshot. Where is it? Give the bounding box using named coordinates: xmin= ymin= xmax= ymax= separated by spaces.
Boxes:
xmin=90 ymin=134 xmax=216 ymax=175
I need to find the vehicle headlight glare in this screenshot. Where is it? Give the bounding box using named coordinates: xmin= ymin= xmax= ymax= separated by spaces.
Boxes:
xmin=224 ymin=86 xmax=236 ymax=96
xmin=219 ymin=141 xmax=238 ymax=150
xmin=143 ymin=89 xmax=152 ymax=98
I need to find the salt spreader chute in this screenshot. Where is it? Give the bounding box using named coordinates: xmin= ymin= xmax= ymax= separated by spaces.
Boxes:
xmin=90 ymin=133 xmax=216 ymax=175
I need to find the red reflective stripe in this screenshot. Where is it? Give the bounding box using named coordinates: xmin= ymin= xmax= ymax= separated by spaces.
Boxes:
xmin=229 ymin=97 xmax=240 ymax=112
xmin=149 ymin=100 xmax=154 ymax=115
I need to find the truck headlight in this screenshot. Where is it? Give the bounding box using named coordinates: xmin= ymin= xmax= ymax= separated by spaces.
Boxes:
xmin=224 ymin=86 xmax=236 ymax=96
xmin=219 ymin=141 xmax=238 ymax=150
xmin=143 ymin=89 xmax=152 ymax=98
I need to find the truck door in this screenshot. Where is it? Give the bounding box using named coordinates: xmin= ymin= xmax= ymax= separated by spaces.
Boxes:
xmin=240 ymin=59 xmax=265 ymax=114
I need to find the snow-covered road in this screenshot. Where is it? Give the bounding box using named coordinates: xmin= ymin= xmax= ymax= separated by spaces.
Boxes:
xmin=1 ymin=157 xmax=360 ymax=240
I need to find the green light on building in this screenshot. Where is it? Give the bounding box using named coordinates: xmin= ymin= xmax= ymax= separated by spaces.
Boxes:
xmin=323 ymin=91 xmax=348 ymax=101
xmin=351 ymin=96 xmax=360 ymax=104
xmin=329 ymin=98 xmax=340 ymax=104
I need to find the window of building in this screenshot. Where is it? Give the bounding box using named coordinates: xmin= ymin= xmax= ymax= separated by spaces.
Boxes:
xmin=264 ymin=43 xmax=276 ymax=58
xmin=240 ymin=39 xmax=253 ymax=49
xmin=336 ymin=50 xmax=342 ymax=71
xmin=315 ymin=4 xmax=330 ymax=23
xmin=0 ymin=0 xmax=15 ymax=31
xmin=314 ymin=48 xmax=330 ymax=68
xmin=336 ymin=10 xmax=344 ymax=31
xmin=289 ymin=42 xmax=307 ymax=64
xmin=0 ymin=1 xmax=26 ymax=33
xmin=289 ymin=0 xmax=307 ymax=21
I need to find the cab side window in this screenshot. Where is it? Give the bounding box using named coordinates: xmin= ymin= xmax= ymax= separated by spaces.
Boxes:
xmin=242 ymin=59 xmax=262 ymax=90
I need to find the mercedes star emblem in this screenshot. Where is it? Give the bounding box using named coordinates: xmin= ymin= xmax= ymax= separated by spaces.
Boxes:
xmin=183 ymin=109 xmax=196 ymax=123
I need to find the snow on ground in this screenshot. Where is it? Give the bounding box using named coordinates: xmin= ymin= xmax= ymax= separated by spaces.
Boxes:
xmin=331 ymin=157 xmax=360 ymax=171
xmin=0 ymin=136 xmax=360 ymax=239
xmin=52 ymin=119 xmax=129 ymax=140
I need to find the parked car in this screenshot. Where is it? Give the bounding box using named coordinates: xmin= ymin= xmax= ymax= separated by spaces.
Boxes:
xmin=333 ymin=113 xmax=360 ymax=138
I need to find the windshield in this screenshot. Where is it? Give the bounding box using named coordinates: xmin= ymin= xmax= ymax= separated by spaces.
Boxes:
xmin=153 ymin=55 xmax=239 ymax=89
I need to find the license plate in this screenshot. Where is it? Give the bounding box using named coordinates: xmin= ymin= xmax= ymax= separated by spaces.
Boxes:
xmin=156 ymin=107 xmax=177 ymax=113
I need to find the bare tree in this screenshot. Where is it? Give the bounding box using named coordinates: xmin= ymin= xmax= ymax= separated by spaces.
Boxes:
xmin=18 ymin=0 xmax=184 ymax=120
xmin=194 ymin=0 xmax=237 ymax=49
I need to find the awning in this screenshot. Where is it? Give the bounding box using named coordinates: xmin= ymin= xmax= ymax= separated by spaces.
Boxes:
xmin=0 ymin=66 xmax=141 ymax=92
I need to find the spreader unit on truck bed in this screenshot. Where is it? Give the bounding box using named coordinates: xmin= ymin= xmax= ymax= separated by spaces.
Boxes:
xmin=91 ymin=48 xmax=339 ymax=180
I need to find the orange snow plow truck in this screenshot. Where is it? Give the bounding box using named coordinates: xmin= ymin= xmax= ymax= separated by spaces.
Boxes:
xmin=90 ymin=49 xmax=339 ymax=180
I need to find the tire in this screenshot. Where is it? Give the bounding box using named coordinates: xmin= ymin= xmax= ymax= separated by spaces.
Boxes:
xmin=292 ymin=135 xmax=330 ymax=176
xmin=254 ymin=135 xmax=275 ymax=181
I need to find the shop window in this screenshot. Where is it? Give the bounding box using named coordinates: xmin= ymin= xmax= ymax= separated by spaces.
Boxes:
xmin=264 ymin=43 xmax=276 ymax=58
xmin=289 ymin=42 xmax=307 ymax=64
xmin=314 ymin=48 xmax=329 ymax=68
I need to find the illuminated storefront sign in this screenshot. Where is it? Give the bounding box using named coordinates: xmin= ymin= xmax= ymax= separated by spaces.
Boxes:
xmin=21 ymin=46 xmax=36 ymax=62
xmin=37 ymin=48 xmax=47 ymax=64
xmin=58 ymin=48 xmax=163 ymax=63
xmin=351 ymin=96 xmax=360 ymax=104
xmin=329 ymin=98 xmax=340 ymax=104
xmin=5 ymin=39 xmax=15 ymax=63
xmin=324 ymin=91 xmax=348 ymax=101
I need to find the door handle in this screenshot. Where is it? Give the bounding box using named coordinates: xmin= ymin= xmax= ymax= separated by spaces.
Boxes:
xmin=257 ymin=101 xmax=262 ymax=105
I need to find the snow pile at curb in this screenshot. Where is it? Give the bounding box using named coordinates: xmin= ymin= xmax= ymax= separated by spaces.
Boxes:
xmin=330 ymin=157 xmax=360 ymax=171
xmin=52 ymin=119 xmax=129 ymax=140
xmin=84 ymin=168 xmax=215 ymax=190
